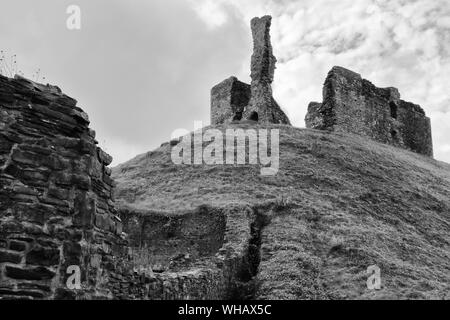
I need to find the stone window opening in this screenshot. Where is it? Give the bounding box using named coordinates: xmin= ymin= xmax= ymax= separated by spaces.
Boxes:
xmin=249 ymin=112 xmax=259 ymax=122
xmin=391 ymin=129 xmax=398 ymax=140
xmin=390 ymin=102 xmax=398 ymax=119
xmin=232 ymin=112 xmax=242 ymax=121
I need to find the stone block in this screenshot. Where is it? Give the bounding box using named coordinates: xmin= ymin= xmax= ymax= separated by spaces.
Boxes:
xmin=73 ymin=192 xmax=96 ymax=228
xmin=71 ymin=174 xmax=91 ymax=190
xmin=95 ymin=213 xmax=109 ymax=230
xmin=0 ymin=249 xmax=23 ymax=263
xmin=5 ymin=265 xmax=56 ymax=281
xmin=0 ymin=288 xmax=47 ymax=299
xmin=26 ymin=245 xmax=60 ymax=266
xmin=9 ymin=240 xmax=28 ymax=252
xmin=15 ymin=203 xmax=56 ymax=225
xmin=63 ymin=241 xmax=82 ymax=266
xmin=97 ymin=147 xmax=113 ymax=166
xmin=47 ymin=185 xmax=71 ymax=201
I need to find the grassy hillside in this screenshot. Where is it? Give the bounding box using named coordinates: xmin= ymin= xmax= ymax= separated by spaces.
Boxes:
xmin=112 ymin=123 xmax=450 ymax=299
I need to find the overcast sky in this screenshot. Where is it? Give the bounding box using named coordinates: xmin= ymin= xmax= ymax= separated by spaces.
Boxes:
xmin=1 ymin=0 xmax=449 ymax=165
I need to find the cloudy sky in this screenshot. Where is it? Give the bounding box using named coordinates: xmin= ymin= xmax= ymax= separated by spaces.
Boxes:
xmin=1 ymin=0 xmax=449 ymax=165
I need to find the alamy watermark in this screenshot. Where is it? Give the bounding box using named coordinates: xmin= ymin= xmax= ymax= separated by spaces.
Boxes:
xmin=66 ymin=265 xmax=81 ymax=290
xmin=66 ymin=5 xmax=81 ymax=30
xmin=170 ymin=121 xmax=280 ymax=176
xmin=366 ymin=265 xmax=381 ymax=290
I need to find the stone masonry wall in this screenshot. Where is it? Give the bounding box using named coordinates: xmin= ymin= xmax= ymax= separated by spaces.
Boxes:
xmin=118 ymin=205 xmax=263 ymax=300
xmin=210 ymin=77 xmax=251 ymax=125
xmin=210 ymin=15 xmax=291 ymax=126
xmin=0 ymin=74 xmax=131 ymax=299
xmin=0 ymin=75 xmax=228 ymax=300
xmin=305 ymin=66 xmax=433 ymax=157
xmin=242 ymin=16 xmax=290 ymax=125
xmin=0 ymin=75 xmax=264 ymax=300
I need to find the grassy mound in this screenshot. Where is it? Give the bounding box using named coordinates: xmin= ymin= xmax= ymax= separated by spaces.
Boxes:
xmin=112 ymin=123 xmax=450 ymax=299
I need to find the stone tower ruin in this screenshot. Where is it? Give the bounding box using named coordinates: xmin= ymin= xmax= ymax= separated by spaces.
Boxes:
xmin=305 ymin=66 xmax=433 ymax=157
xmin=211 ymin=16 xmax=291 ymax=126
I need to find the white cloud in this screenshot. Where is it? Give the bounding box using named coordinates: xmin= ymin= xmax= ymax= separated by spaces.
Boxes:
xmin=188 ymin=0 xmax=230 ymax=28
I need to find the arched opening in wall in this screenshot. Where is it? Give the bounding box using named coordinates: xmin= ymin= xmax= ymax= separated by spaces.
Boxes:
xmin=232 ymin=112 xmax=242 ymax=121
xmin=390 ymin=102 xmax=398 ymax=119
xmin=249 ymin=112 xmax=259 ymax=122
xmin=391 ymin=129 xmax=398 ymax=140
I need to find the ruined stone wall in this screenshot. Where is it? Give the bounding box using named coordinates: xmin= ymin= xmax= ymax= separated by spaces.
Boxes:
xmin=210 ymin=76 xmax=289 ymax=126
xmin=242 ymin=15 xmax=277 ymax=122
xmin=210 ymin=77 xmax=250 ymax=125
xmin=241 ymin=16 xmax=290 ymax=125
xmin=210 ymin=15 xmax=291 ymax=126
xmin=118 ymin=205 xmax=264 ymax=300
xmin=305 ymin=66 xmax=433 ymax=157
xmin=398 ymin=100 xmax=433 ymax=156
xmin=0 ymin=75 xmax=265 ymax=300
xmin=0 ymin=74 xmax=131 ymax=299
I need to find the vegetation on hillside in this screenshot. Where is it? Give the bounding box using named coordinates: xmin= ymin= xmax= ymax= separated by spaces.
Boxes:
xmin=112 ymin=124 xmax=450 ymax=299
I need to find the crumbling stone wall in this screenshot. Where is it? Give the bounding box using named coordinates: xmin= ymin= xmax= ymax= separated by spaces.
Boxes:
xmin=118 ymin=205 xmax=264 ymax=300
xmin=211 ymin=77 xmax=250 ymax=125
xmin=0 ymin=74 xmax=129 ymax=299
xmin=0 ymin=74 xmax=265 ymax=300
xmin=242 ymin=16 xmax=290 ymax=125
xmin=305 ymin=66 xmax=433 ymax=157
xmin=210 ymin=16 xmax=290 ymax=126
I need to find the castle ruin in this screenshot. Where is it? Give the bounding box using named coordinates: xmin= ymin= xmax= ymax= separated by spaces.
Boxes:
xmin=305 ymin=66 xmax=433 ymax=157
xmin=211 ymin=16 xmax=433 ymax=158
xmin=0 ymin=15 xmax=438 ymax=300
xmin=210 ymin=17 xmax=432 ymax=160
xmin=211 ymin=16 xmax=291 ymax=125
